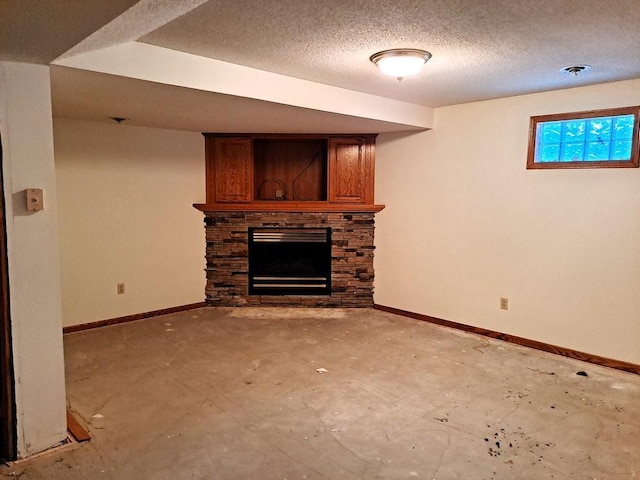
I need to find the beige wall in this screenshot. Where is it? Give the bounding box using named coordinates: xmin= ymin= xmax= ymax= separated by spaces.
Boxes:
xmin=375 ymin=78 xmax=640 ymax=365
xmin=0 ymin=62 xmax=67 ymax=457
xmin=54 ymin=119 xmax=205 ymax=327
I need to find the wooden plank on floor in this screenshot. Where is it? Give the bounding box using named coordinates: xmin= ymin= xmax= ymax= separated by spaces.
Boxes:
xmin=66 ymin=411 xmax=91 ymax=443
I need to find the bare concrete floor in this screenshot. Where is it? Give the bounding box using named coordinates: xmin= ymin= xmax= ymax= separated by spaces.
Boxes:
xmin=3 ymin=307 xmax=639 ymax=479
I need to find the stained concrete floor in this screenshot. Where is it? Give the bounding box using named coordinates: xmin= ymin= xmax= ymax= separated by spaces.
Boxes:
xmin=3 ymin=307 xmax=639 ymax=479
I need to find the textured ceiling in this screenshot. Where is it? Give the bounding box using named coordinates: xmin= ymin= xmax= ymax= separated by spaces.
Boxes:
xmin=0 ymin=0 xmax=140 ymax=64
xmin=140 ymin=0 xmax=640 ymax=107
xmin=4 ymin=0 xmax=640 ymax=132
xmin=60 ymin=0 xmax=210 ymax=59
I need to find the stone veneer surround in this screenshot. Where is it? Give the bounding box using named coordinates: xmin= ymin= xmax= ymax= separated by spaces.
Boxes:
xmin=203 ymin=211 xmax=375 ymax=307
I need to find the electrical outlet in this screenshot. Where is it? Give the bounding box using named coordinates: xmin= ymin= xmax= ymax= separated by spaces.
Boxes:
xmin=500 ymin=297 xmax=508 ymax=310
xmin=117 ymin=283 xmax=125 ymax=295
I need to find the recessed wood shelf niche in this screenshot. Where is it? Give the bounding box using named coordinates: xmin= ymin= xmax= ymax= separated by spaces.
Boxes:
xmin=193 ymin=133 xmax=385 ymax=213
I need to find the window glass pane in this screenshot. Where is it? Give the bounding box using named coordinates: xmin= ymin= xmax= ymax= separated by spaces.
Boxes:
xmin=540 ymin=122 xmax=561 ymax=143
xmin=561 ymin=142 xmax=584 ymax=161
xmin=538 ymin=144 xmax=560 ymax=162
xmin=562 ymin=120 xmax=586 ymax=142
xmin=611 ymin=140 xmax=632 ymax=160
xmin=587 ymin=118 xmax=612 ymax=142
xmin=613 ymin=115 xmax=634 ymax=139
xmin=586 ymin=141 xmax=611 ymax=161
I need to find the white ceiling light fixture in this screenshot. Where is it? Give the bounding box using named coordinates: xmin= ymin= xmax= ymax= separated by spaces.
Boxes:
xmin=370 ymin=48 xmax=432 ymax=81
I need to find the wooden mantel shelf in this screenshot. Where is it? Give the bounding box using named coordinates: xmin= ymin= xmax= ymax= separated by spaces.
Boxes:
xmin=193 ymin=202 xmax=385 ymax=213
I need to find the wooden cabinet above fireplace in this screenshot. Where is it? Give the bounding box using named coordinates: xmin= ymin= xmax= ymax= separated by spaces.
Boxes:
xmin=195 ymin=134 xmax=384 ymax=213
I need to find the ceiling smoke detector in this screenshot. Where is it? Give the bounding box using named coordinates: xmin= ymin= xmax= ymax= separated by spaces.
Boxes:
xmin=370 ymin=48 xmax=432 ymax=81
xmin=560 ymin=65 xmax=592 ymax=76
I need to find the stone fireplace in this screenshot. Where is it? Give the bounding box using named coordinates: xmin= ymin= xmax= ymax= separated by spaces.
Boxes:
xmin=203 ymin=211 xmax=375 ymax=307
xmin=196 ymin=133 xmax=383 ymax=307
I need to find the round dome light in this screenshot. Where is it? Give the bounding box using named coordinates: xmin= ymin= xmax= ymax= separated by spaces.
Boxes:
xmin=370 ymin=49 xmax=432 ymax=81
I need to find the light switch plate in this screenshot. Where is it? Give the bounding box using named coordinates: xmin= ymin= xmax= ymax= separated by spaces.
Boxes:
xmin=26 ymin=188 xmax=44 ymax=211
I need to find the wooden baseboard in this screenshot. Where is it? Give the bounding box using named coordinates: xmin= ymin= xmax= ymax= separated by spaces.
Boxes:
xmin=373 ymin=304 xmax=640 ymax=375
xmin=62 ymin=302 xmax=207 ymax=334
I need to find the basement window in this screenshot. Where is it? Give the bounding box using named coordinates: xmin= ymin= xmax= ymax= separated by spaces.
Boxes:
xmin=527 ymin=106 xmax=640 ymax=169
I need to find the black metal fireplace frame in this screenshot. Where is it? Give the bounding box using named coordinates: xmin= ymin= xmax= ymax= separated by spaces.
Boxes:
xmin=248 ymin=227 xmax=332 ymax=296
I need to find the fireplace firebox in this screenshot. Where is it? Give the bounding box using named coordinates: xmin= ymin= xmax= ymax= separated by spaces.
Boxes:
xmin=248 ymin=227 xmax=331 ymax=296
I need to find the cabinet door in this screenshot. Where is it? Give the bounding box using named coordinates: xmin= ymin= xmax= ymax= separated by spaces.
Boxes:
xmin=209 ymin=137 xmax=253 ymax=203
xmin=328 ymin=137 xmax=374 ymax=204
